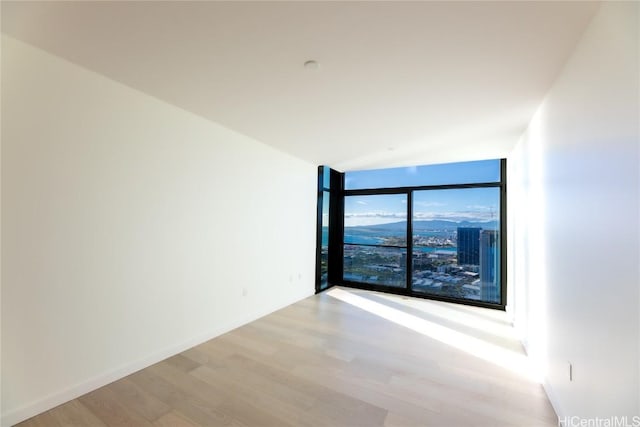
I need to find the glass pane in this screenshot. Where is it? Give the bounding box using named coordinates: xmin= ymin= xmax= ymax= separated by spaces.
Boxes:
xmin=345 ymin=159 xmax=500 ymax=190
xmin=412 ymin=187 xmax=500 ymax=304
xmin=343 ymin=193 xmax=407 ymax=288
xmin=343 ymin=245 xmax=406 ymax=288
xmin=320 ymin=191 xmax=330 ymax=290
xmin=322 ymin=166 xmax=331 ymax=190
xmin=344 ymin=194 xmax=407 ymax=246
xmin=321 ymin=193 xmax=329 ymax=246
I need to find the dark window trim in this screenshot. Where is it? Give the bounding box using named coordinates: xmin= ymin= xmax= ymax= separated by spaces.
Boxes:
xmin=406 ymin=191 xmax=414 ymax=291
xmin=345 ymin=181 xmax=501 ymax=196
xmin=328 ymin=168 xmax=344 ymax=286
xmin=315 ymin=166 xmax=344 ymax=294
xmin=315 ymin=166 xmax=327 ymax=294
xmin=316 ymin=159 xmax=507 ymax=310
xmin=499 ymin=158 xmax=507 ymax=309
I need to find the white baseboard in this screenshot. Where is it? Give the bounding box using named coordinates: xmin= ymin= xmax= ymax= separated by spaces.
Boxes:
xmin=542 ymin=376 xmax=564 ymax=426
xmin=1 ymin=290 xmax=313 ymax=427
xmin=520 ymin=339 xmax=564 ymax=426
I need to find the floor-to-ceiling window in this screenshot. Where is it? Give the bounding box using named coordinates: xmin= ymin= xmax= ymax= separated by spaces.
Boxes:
xmin=316 ymin=159 xmax=506 ymax=309
xmin=315 ymin=166 xmax=343 ymax=293
xmin=316 ymin=167 xmax=330 ymax=292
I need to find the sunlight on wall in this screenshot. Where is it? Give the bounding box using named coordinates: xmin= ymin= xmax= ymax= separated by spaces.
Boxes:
xmin=327 ymin=288 xmax=541 ymax=382
xmin=508 ymin=144 xmax=525 ymax=339
xmin=517 ymin=105 xmax=550 ymax=381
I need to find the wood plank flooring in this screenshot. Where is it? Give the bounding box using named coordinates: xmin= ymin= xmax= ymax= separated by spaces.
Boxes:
xmin=17 ymin=288 xmax=557 ymax=426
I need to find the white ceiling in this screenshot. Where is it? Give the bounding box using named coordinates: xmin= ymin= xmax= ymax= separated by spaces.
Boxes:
xmin=2 ymin=1 xmax=599 ymax=170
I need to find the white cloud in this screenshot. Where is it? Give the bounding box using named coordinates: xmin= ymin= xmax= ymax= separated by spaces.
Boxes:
xmin=466 ymin=205 xmax=494 ymax=211
xmin=415 ymin=201 xmax=446 ymax=208
xmin=344 ymin=209 xmax=497 ymax=227
xmin=413 ymin=211 xmax=497 ymax=222
xmin=344 ymin=212 xmax=407 ymax=219
xmin=344 ymin=211 xmax=406 ymax=227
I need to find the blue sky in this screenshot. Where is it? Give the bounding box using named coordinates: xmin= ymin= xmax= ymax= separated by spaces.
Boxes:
xmin=343 ymin=160 xmax=500 ymax=227
xmin=345 ymin=159 xmax=500 ymax=190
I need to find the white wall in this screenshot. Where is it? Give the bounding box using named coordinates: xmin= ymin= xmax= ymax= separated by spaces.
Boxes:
xmin=1 ymin=35 xmax=317 ymax=426
xmin=509 ymin=2 xmax=639 ymax=420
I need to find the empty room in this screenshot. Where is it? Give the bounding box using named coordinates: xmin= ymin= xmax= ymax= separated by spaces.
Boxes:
xmin=1 ymin=1 xmax=638 ymax=426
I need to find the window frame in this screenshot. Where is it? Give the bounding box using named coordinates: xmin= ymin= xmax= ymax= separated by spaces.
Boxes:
xmin=336 ymin=159 xmax=507 ymax=310
xmin=315 ymin=166 xmax=344 ymax=293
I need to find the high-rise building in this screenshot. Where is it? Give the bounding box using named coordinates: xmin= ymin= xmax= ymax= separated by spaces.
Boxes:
xmin=457 ymin=227 xmax=481 ymax=265
xmin=480 ymin=230 xmax=499 ymax=303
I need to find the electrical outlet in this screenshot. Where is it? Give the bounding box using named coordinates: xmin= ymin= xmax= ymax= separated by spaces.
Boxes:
xmin=242 ymin=287 xmax=248 ymax=297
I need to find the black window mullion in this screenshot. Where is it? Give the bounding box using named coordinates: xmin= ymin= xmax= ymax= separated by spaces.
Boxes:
xmin=499 ymin=158 xmax=507 ymax=306
xmin=406 ymin=190 xmax=413 ymax=292
xmin=345 ymin=181 xmax=502 ymax=196
xmin=315 ymin=166 xmax=326 ymax=293
xmin=328 ymin=168 xmax=344 ymax=286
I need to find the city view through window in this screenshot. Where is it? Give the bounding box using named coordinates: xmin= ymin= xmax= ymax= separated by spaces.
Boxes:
xmin=339 ymin=160 xmax=502 ymax=305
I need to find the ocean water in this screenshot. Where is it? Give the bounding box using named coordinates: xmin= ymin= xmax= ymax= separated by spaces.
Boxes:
xmin=324 ymin=227 xmax=457 ymax=253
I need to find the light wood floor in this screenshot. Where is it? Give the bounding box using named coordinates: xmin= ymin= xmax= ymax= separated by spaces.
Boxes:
xmin=17 ymin=287 xmax=557 ymax=427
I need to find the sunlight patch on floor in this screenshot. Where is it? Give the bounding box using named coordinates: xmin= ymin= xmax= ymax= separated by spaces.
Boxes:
xmin=364 ymin=291 xmax=517 ymax=340
xmin=327 ymin=287 xmax=541 ymax=382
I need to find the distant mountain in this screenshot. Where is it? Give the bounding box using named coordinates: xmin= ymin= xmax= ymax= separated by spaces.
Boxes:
xmin=347 ymin=220 xmax=498 ymax=231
